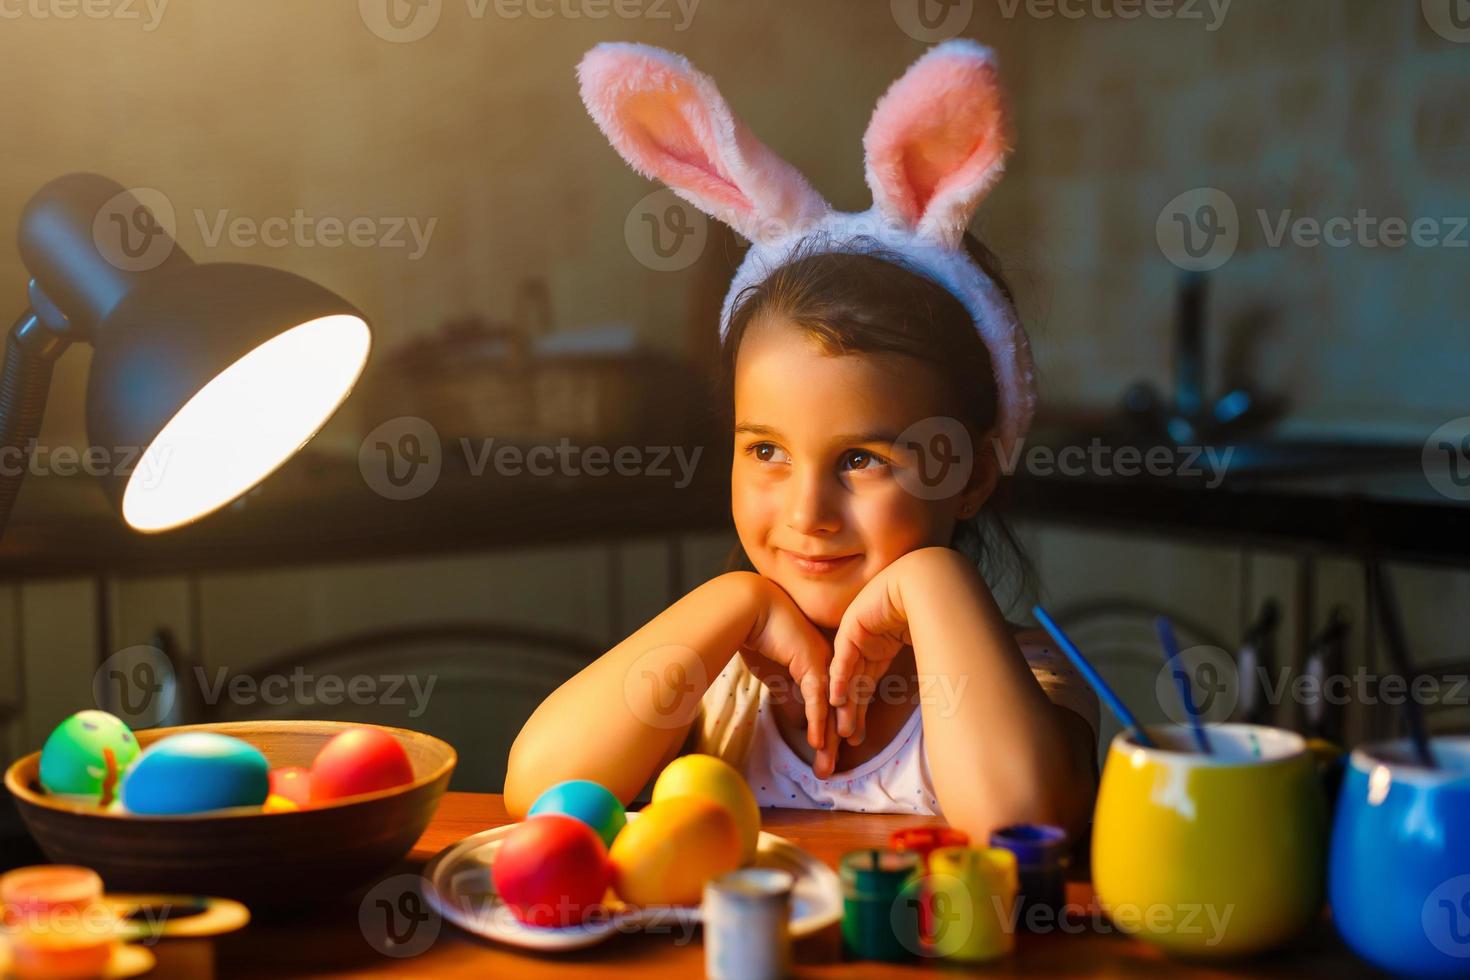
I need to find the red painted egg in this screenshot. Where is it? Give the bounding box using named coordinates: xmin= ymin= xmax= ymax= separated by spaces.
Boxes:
xmin=269 ymin=766 xmax=313 ymax=807
xmin=308 ymin=728 xmax=414 ymax=803
xmin=491 ymin=814 xmax=611 ymax=928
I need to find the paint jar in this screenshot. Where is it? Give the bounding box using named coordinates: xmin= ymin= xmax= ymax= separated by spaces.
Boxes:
xmin=990 ymin=823 xmax=1069 ymax=929
xmin=839 ymin=849 xmax=921 ymax=961
xmin=0 ymin=865 xmax=117 ymax=979
xmin=926 ymin=846 xmax=1018 ymax=963
xmin=888 ymin=826 xmax=969 ymax=948
xmin=703 ymin=868 xmax=794 ymax=980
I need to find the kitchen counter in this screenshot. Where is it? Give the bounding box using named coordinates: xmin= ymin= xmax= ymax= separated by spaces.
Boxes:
xmin=0 ymin=426 xmax=1463 ymax=579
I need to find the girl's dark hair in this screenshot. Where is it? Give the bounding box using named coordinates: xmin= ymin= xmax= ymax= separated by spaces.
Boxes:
xmin=716 ymin=233 xmax=1038 ymax=619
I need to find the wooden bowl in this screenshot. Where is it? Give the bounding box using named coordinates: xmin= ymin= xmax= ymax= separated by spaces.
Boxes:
xmin=4 ymin=720 xmax=456 ymax=905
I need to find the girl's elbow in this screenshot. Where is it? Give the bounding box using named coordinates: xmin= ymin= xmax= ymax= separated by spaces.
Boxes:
xmin=503 ymin=736 xmax=545 ymax=818
xmin=938 ymin=774 xmax=1089 ymax=843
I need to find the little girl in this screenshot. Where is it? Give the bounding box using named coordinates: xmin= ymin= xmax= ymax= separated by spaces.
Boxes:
xmin=506 ymin=40 xmax=1099 ymax=843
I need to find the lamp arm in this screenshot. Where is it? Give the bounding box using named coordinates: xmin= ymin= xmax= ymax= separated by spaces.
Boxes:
xmin=0 ymin=310 xmax=72 ymax=541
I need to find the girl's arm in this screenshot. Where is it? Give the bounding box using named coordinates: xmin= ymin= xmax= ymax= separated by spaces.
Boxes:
xmin=504 ymin=571 xmax=833 ymax=817
xmin=829 ymin=547 xmax=1097 ymax=842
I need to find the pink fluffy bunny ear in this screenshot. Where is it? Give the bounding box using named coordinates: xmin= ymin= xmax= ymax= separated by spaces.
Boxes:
xmin=863 ymin=40 xmax=1011 ymax=248
xmin=578 ymin=43 xmax=829 ymax=244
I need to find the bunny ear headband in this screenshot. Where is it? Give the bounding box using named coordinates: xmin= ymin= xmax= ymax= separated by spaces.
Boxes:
xmin=577 ymin=40 xmax=1037 ymax=460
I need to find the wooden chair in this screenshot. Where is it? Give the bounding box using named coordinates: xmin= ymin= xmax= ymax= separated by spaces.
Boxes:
xmin=189 ymin=624 xmax=602 ymax=793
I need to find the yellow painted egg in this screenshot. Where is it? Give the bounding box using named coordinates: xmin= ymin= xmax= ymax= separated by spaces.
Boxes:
xmin=651 ymin=754 xmax=761 ymax=864
xmin=609 ymin=797 xmax=740 ymax=906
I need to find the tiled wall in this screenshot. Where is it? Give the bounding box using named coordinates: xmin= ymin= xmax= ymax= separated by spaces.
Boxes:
xmin=0 ymin=543 xmax=642 ymax=789
xmin=9 ymin=2 xmax=1461 ymax=457
xmin=0 ymin=2 xmax=1020 ymax=459
xmin=1025 ymin=523 xmax=1470 ymax=749
xmin=996 ymin=1 xmax=1470 ymax=438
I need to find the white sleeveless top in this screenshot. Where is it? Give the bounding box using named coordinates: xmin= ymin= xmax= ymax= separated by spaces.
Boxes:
xmin=691 ymin=629 xmax=1100 ymax=817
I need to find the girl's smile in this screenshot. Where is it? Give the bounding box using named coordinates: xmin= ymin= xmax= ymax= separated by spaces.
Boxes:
xmin=776 ymin=549 xmax=862 ymax=576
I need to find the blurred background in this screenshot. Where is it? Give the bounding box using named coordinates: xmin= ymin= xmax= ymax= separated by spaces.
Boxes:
xmin=0 ymin=0 xmax=1466 ymax=809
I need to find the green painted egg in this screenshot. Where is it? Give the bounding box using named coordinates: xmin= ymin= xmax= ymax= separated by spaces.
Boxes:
xmin=38 ymin=710 xmax=139 ymax=799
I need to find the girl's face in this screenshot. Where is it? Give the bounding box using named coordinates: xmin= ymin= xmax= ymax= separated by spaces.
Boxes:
xmin=731 ymin=316 xmax=993 ymax=629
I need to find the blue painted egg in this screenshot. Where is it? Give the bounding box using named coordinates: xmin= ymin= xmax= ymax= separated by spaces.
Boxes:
xmin=120 ymin=733 xmax=270 ymax=815
xmin=527 ymin=779 xmax=626 ymax=848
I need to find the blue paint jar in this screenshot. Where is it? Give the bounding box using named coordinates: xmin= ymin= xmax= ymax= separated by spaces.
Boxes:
xmin=989 ymin=824 xmax=1069 ymax=930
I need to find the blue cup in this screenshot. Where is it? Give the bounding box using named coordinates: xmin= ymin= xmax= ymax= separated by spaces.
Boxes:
xmin=1329 ymin=737 xmax=1470 ymax=977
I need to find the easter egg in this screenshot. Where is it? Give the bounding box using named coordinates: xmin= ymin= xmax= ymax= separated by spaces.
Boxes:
xmin=120 ymin=733 xmax=269 ymax=815
xmin=492 ymin=814 xmax=611 ymax=927
xmin=610 ymin=797 xmax=741 ymax=906
xmin=39 ymin=710 xmax=139 ymax=800
xmin=262 ymin=794 xmax=299 ymax=813
xmin=309 ymin=727 xmax=414 ymax=804
xmin=651 ymin=754 xmax=761 ymax=864
xmin=527 ymin=780 xmax=626 ymax=848
xmin=269 ymin=766 xmax=313 ymax=808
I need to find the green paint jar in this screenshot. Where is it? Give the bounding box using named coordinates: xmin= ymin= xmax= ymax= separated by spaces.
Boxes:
xmin=839 ymin=849 xmax=921 ymax=961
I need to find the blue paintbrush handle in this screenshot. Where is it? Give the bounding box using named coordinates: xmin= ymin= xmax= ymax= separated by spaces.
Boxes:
xmin=1157 ymin=616 xmax=1212 ymax=754
xmin=1033 ymin=605 xmax=1155 ymax=748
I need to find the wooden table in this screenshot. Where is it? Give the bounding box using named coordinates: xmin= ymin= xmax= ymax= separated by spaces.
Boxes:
xmin=133 ymin=793 xmax=1377 ymax=978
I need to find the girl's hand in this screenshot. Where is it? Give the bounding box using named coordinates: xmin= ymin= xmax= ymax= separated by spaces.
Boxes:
xmin=829 ymin=547 xmax=970 ymax=744
xmin=738 ymin=575 xmax=835 ymax=762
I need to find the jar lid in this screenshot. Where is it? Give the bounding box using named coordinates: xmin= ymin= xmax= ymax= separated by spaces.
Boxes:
xmin=929 ymin=846 xmax=1019 ymax=894
xmin=1 ymin=866 xmax=103 ymax=918
xmin=705 ymin=868 xmax=795 ymax=903
xmin=839 ymin=849 xmax=920 ymax=896
xmin=888 ymin=825 xmax=970 ymax=856
xmin=990 ymin=823 xmax=1069 ymax=865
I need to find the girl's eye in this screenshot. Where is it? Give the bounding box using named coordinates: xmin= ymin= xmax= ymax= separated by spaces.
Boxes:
xmin=840 ymin=449 xmax=889 ymax=472
xmin=746 ymin=442 xmax=789 ymax=464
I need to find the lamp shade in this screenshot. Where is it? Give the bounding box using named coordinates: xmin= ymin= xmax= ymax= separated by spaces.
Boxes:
xmin=86 ymin=264 xmax=371 ymax=532
xmin=17 ymin=173 xmax=372 ymax=534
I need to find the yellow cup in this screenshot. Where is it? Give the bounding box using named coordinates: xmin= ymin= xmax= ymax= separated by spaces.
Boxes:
xmin=1092 ymin=723 xmax=1327 ymax=958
